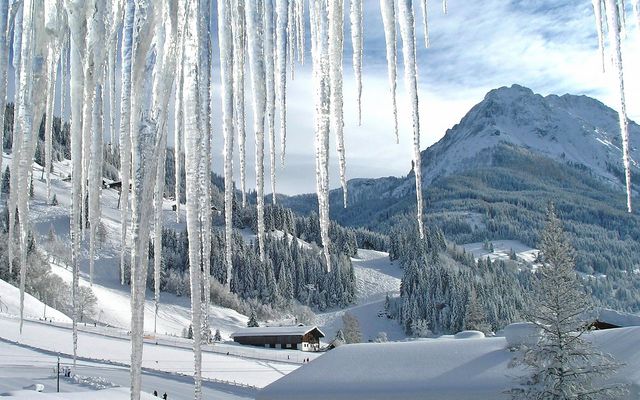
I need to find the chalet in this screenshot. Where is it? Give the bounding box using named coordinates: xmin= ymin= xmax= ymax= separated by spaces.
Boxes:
xmin=231 ymin=325 xmax=325 ymax=352
xmin=588 ymin=308 xmax=640 ymax=330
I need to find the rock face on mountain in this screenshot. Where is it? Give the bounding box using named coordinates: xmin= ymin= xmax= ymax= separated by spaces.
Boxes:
xmin=343 ymin=84 xmax=640 ymax=203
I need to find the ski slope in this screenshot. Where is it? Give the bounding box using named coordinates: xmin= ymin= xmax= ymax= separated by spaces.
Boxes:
xmin=315 ymin=249 xmax=406 ymax=342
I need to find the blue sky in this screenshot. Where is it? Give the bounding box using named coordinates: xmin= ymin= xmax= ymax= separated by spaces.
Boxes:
xmin=209 ymin=0 xmax=640 ymax=195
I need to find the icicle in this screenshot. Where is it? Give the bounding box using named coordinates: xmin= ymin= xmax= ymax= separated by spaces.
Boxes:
xmin=153 ymin=118 xmax=167 ymax=336
xmin=246 ymin=0 xmax=267 ymax=261
xmin=220 ymin=0 xmax=235 ymax=290
xmin=350 ymin=0 xmax=363 ymax=126
xmin=152 ymin=0 xmax=178 ymax=339
xmin=232 ymin=0 xmax=247 ymax=207
xmin=15 ymin=0 xmax=34 ymax=336
xmin=288 ymin=0 xmax=296 ymax=80
xmin=182 ymin=0 xmax=204 ymax=396
xmin=619 ymin=0 xmax=627 ymax=38
xmin=60 ymin=29 xmax=68 ymax=128
xmin=398 ymin=0 xmax=425 ymax=239
xmin=119 ymin=0 xmax=134 ymax=285
xmin=296 ymin=0 xmax=305 ymax=65
xmin=127 ymin=0 xmax=161 ymax=398
xmin=442 ymin=0 xmax=448 ymax=14
xmin=592 ymin=0 xmax=606 ymax=73
xmin=198 ymin=0 xmax=212 ymax=339
xmin=0 ymin=0 xmax=10 ymax=187
xmin=420 ymin=0 xmax=430 ymax=47
xmin=265 ymin=0 xmax=277 ymax=203
xmin=64 ymin=0 xmax=88 ymax=367
xmin=44 ymin=46 xmax=58 ymax=204
xmin=275 ymin=0 xmax=288 ymax=167
xmin=381 ymin=0 xmax=399 ymax=144
xmin=310 ymin=0 xmax=332 ymax=272
xmin=329 ymin=0 xmax=347 ymax=208
xmin=604 ymin=0 xmax=633 ymax=212
xmin=173 ymin=8 xmax=184 ymax=221
xmin=8 ymin=0 xmax=23 ymax=278
xmin=108 ymin=47 xmax=116 ymax=146
xmin=89 ymin=82 xmax=103 ymax=287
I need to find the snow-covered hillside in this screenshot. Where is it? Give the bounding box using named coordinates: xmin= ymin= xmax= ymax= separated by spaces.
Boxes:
xmin=5 ymin=152 xmax=248 ymax=339
xmin=0 ymin=278 xmax=70 ymax=323
xmin=461 ymin=240 xmax=538 ymax=264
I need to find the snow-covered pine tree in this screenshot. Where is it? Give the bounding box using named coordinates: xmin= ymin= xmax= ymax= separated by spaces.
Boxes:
xmin=510 ymin=204 xmax=625 ymax=400
xmin=247 ymin=310 xmax=259 ymax=327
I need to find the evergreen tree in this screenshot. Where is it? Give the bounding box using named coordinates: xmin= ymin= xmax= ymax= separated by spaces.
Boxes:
xmin=247 ymin=310 xmax=259 ymax=327
xmin=214 ymin=329 xmax=222 ymax=342
xmin=510 ymin=204 xmax=625 ymax=400
xmin=187 ymin=324 xmax=193 ymax=339
xmin=50 ymin=193 xmax=58 ymax=206
xmin=342 ymin=312 xmax=362 ymax=344
xmin=1 ymin=166 xmax=9 ymax=194
xmin=464 ymin=289 xmax=490 ymax=333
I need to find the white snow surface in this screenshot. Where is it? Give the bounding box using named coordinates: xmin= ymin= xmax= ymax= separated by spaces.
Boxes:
xmin=0 ymin=278 xmax=70 ymax=323
xmin=461 ymin=240 xmax=539 ymax=264
xmin=259 ymin=326 xmax=640 ymax=400
xmin=315 ymin=249 xmax=406 ymax=342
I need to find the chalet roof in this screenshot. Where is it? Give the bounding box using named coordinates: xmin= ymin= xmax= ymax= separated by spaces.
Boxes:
xmin=593 ymin=308 xmax=640 ymax=328
xmin=231 ymin=325 xmax=325 ymax=338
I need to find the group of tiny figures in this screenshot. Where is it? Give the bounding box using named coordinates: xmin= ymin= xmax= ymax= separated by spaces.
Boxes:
xmin=153 ymin=390 xmax=168 ymax=399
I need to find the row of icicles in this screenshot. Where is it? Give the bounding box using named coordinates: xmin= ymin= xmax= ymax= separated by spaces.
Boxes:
xmin=2 ymin=0 xmax=634 ymax=399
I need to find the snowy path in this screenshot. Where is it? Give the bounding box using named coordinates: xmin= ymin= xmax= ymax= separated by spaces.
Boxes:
xmin=0 ymin=315 xmax=297 ymax=389
xmin=316 ymin=249 xmax=406 ymax=342
xmin=0 ymin=340 xmax=254 ymax=399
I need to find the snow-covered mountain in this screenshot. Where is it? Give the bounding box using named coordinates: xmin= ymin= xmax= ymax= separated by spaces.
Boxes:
xmin=350 ymin=84 xmax=640 ymax=201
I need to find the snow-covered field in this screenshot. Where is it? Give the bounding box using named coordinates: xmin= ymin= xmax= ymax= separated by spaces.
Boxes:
xmin=315 ymin=249 xmax=407 ymax=342
xmin=0 ymin=339 xmax=254 ymax=399
xmin=461 ymin=239 xmax=539 ymax=264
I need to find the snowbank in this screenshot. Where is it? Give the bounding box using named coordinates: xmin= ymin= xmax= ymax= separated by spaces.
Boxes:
xmin=258 ymin=326 xmax=640 ymax=400
xmin=3 ymin=388 xmax=156 ymax=399
xmin=502 ymin=322 xmax=541 ymax=348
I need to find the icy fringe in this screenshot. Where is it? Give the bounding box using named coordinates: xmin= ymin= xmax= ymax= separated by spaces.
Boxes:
xmin=595 ymin=0 xmax=633 ymax=212
xmin=1 ymin=1 xmax=456 ymax=398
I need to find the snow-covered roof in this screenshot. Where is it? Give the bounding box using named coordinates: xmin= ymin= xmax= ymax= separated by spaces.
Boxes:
xmin=593 ymin=308 xmax=640 ymax=328
xmin=231 ymin=325 xmax=325 ymax=338
xmin=258 ymin=326 xmax=640 ymax=400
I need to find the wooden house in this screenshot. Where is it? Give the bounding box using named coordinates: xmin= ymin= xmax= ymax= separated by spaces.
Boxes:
xmin=231 ymin=325 xmax=325 ymax=352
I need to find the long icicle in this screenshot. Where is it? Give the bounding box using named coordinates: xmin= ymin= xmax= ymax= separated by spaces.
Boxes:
xmin=198 ymin=0 xmax=212 ymax=340
xmin=220 ymin=0 xmax=235 ymax=290
xmin=15 ymin=0 xmax=35 ymax=335
xmin=182 ymin=0 xmax=204 ymax=395
xmin=173 ymin=1 xmax=185 ymax=221
xmin=89 ymin=82 xmax=104 ymax=288
xmin=350 ymin=0 xmax=363 ymax=126
xmin=592 ymin=0 xmax=606 ymax=72
xmin=275 ymin=0 xmax=288 ymax=167
xmin=329 ymin=0 xmax=347 ymax=208
xmin=8 ymin=1 xmax=23 ymax=278
xmin=44 ymin=36 xmax=59 ymax=204
xmin=287 ymin=0 xmax=296 ymax=80
xmin=604 ymin=0 xmax=633 ymax=212
xmin=232 ymin=0 xmax=247 ymax=207
xmin=246 ymin=0 xmax=267 ymax=262
xmin=398 ymin=0 xmax=425 ymax=239
xmin=265 ymin=0 xmax=277 ymax=204
xmin=0 ymin=0 xmax=10 ymax=188
xmin=128 ymin=0 xmax=160 ymax=398
xmin=119 ymin=0 xmax=134 ymax=285
xmin=381 ymin=0 xmax=399 ymax=144
xmin=310 ymin=0 xmax=332 ymax=272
